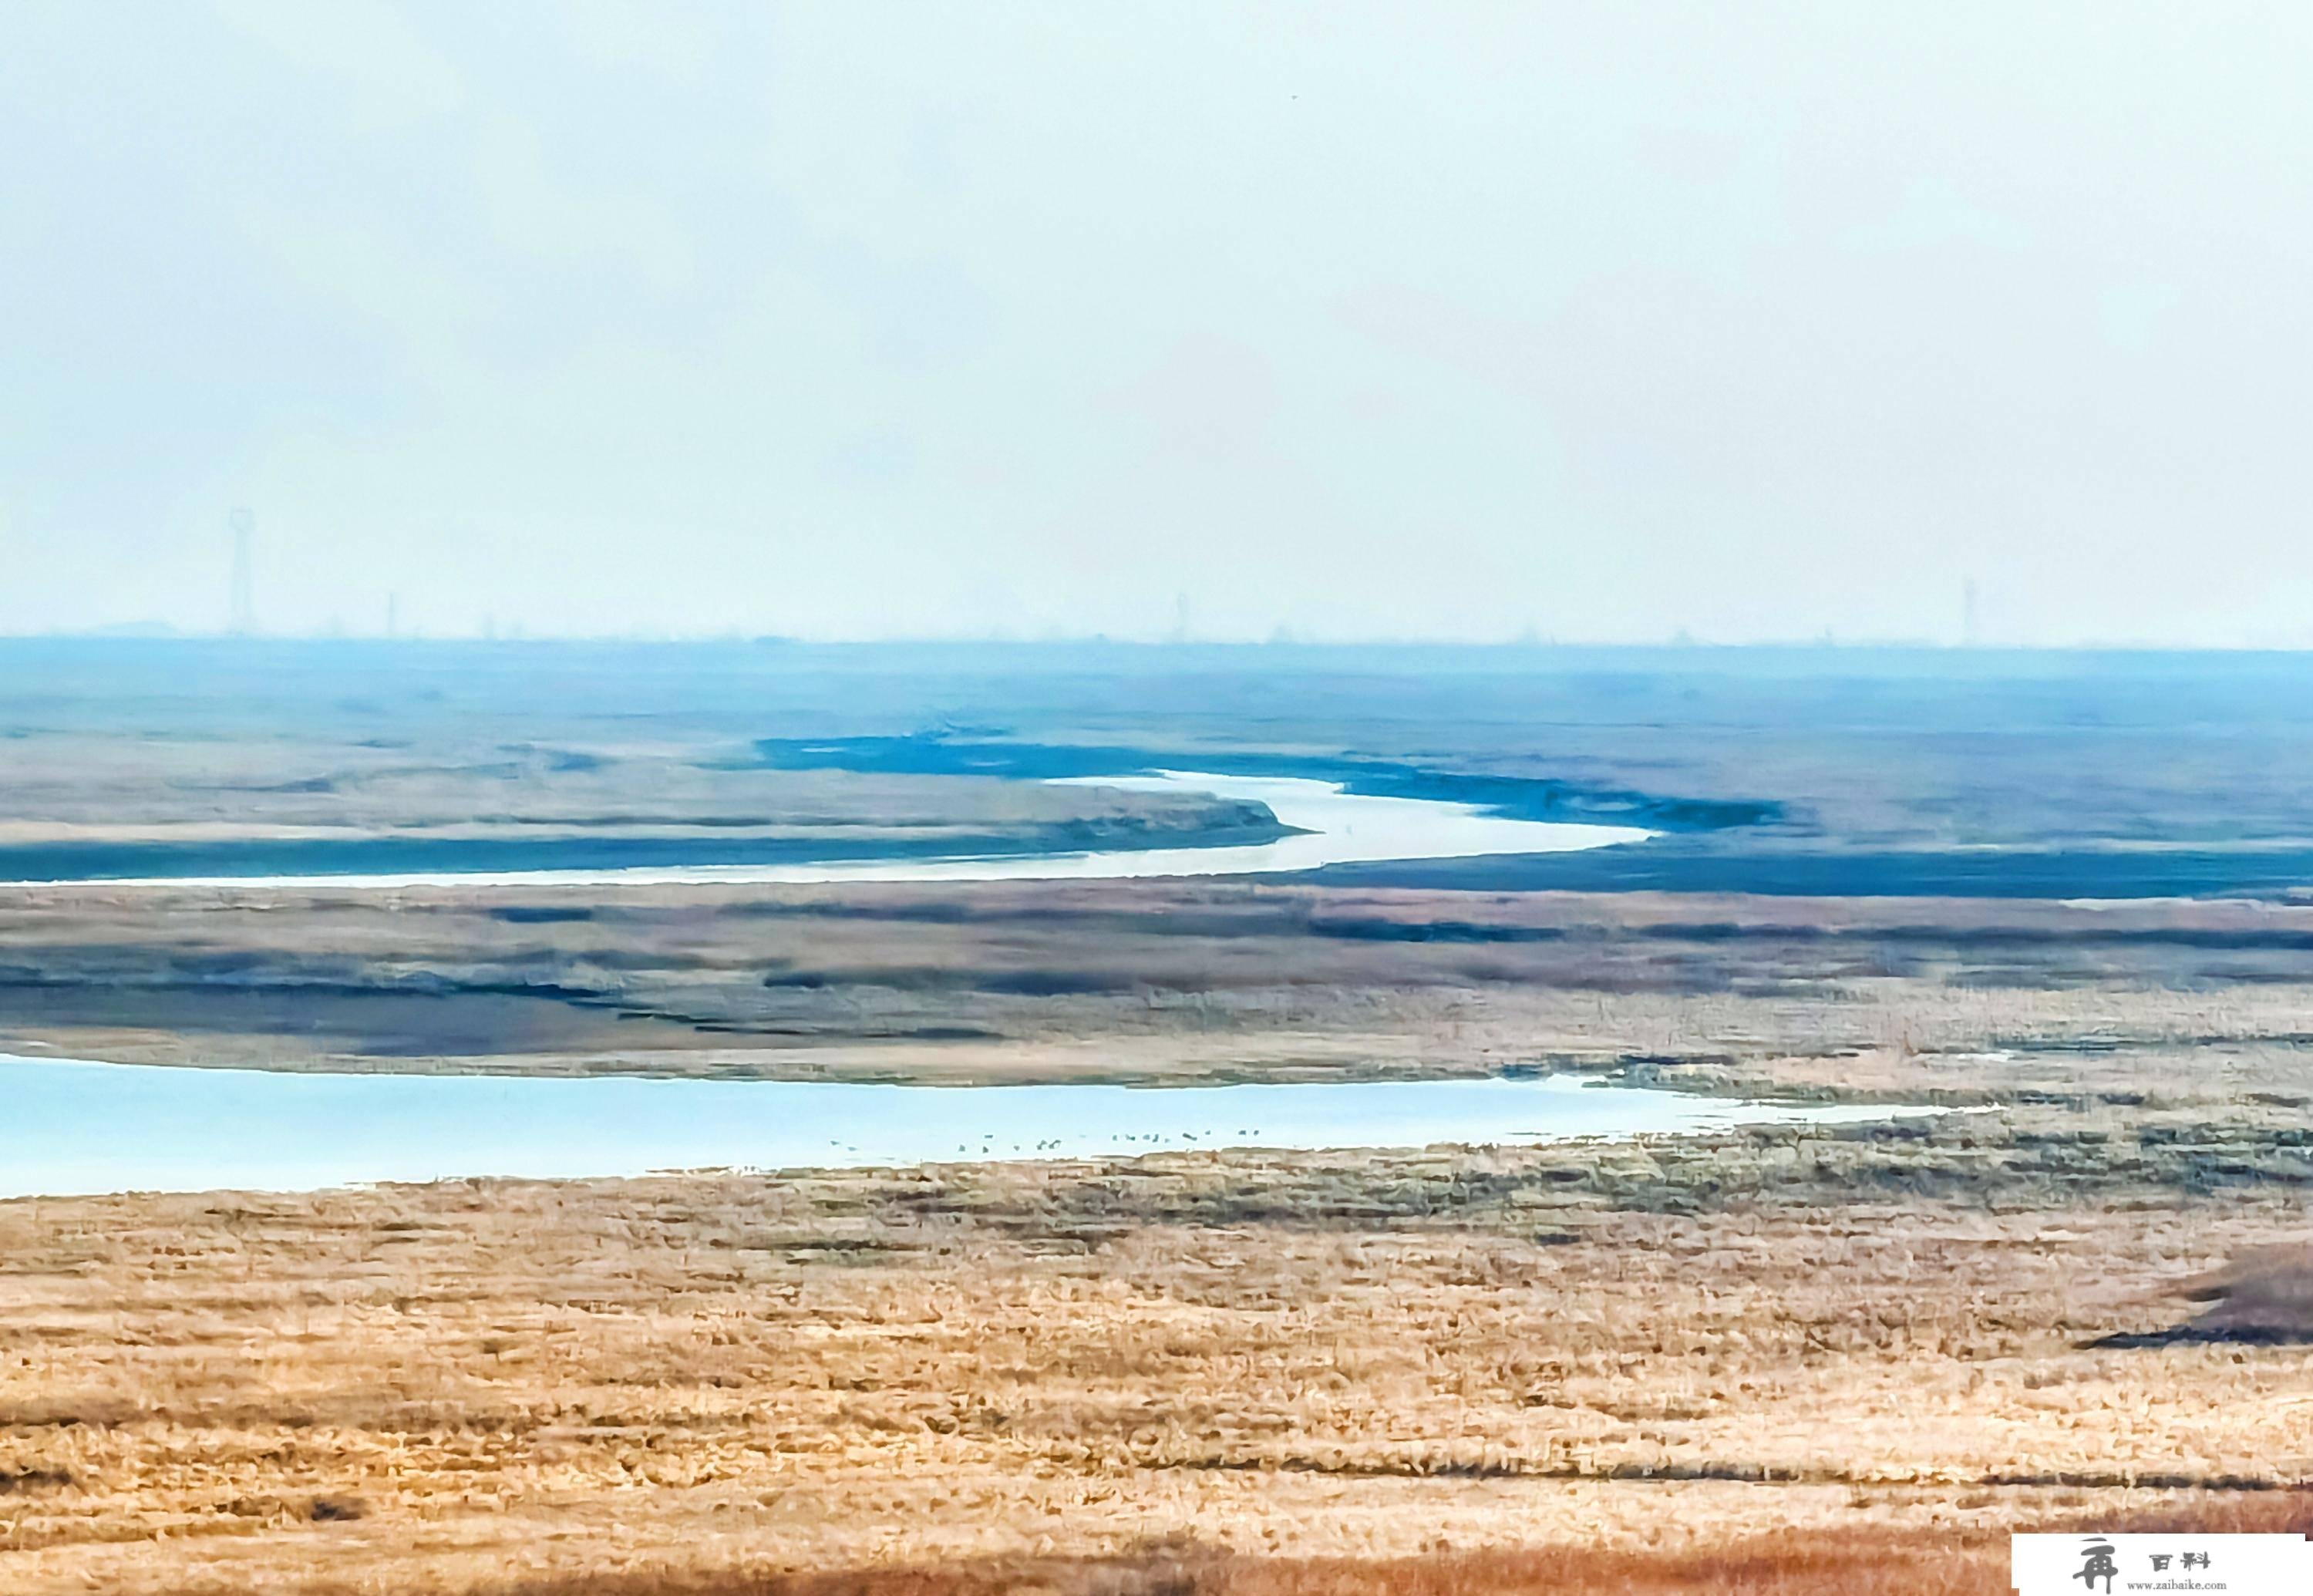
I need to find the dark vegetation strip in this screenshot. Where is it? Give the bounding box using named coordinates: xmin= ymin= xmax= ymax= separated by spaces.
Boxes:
xmin=474 ymin=898 xmax=2313 ymax=955
xmin=1316 ymin=846 xmax=2313 ymax=898
xmin=0 ymin=812 xmax=1288 ymax=884
xmin=1159 ymin=1456 xmax=2301 ymax=1491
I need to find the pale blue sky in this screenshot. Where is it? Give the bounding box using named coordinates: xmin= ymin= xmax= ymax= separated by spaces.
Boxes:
xmin=5 ymin=2 xmax=2309 ymax=644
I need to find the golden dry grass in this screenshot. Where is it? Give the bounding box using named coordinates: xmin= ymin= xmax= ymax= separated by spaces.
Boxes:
xmin=2 ymin=1107 xmax=2308 ymax=1595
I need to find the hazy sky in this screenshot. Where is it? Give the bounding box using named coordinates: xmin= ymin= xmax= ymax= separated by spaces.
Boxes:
xmin=5 ymin=3 xmax=2310 ymax=645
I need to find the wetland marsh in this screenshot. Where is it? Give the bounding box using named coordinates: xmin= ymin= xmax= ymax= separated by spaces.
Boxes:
xmin=2 ymin=641 xmax=2310 ymax=1594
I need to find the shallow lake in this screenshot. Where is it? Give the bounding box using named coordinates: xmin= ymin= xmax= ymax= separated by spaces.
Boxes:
xmin=0 ymin=1053 xmax=1924 ymax=1198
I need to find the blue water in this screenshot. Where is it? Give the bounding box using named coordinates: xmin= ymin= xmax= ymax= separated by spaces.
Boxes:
xmin=749 ymin=735 xmax=1777 ymax=831
xmin=0 ymin=1055 xmax=1922 ymax=1199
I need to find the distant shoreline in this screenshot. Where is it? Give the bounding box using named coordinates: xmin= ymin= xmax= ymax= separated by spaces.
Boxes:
xmin=0 ymin=810 xmax=1295 ymax=885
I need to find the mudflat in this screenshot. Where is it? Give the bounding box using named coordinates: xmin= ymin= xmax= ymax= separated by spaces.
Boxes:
xmin=11 ymin=880 xmax=2313 ymax=1083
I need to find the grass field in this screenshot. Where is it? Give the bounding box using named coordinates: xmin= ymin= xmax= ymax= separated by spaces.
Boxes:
xmin=3 ymin=1086 xmax=2306 ymax=1593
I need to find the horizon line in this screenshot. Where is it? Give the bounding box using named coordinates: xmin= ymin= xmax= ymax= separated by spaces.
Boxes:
xmin=12 ymin=630 xmax=2313 ymax=658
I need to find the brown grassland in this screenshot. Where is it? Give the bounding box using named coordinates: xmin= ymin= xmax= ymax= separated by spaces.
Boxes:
xmin=3 ymin=1103 xmax=2309 ymax=1591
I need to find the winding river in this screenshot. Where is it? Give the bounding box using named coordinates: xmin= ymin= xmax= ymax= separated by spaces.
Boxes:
xmin=74 ymin=772 xmax=1650 ymax=890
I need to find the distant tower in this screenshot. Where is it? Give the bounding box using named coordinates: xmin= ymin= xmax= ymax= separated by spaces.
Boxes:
xmin=1962 ymin=577 xmax=1981 ymax=647
xmin=227 ymin=509 xmax=256 ymax=635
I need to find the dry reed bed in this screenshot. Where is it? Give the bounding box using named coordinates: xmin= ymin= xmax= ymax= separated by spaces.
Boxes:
xmin=2 ymin=1106 xmax=2308 ymax=1594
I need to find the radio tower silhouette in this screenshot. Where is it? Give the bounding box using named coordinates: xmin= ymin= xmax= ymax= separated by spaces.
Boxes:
xmin=227 ymin=509 xmax=256 ymax=635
